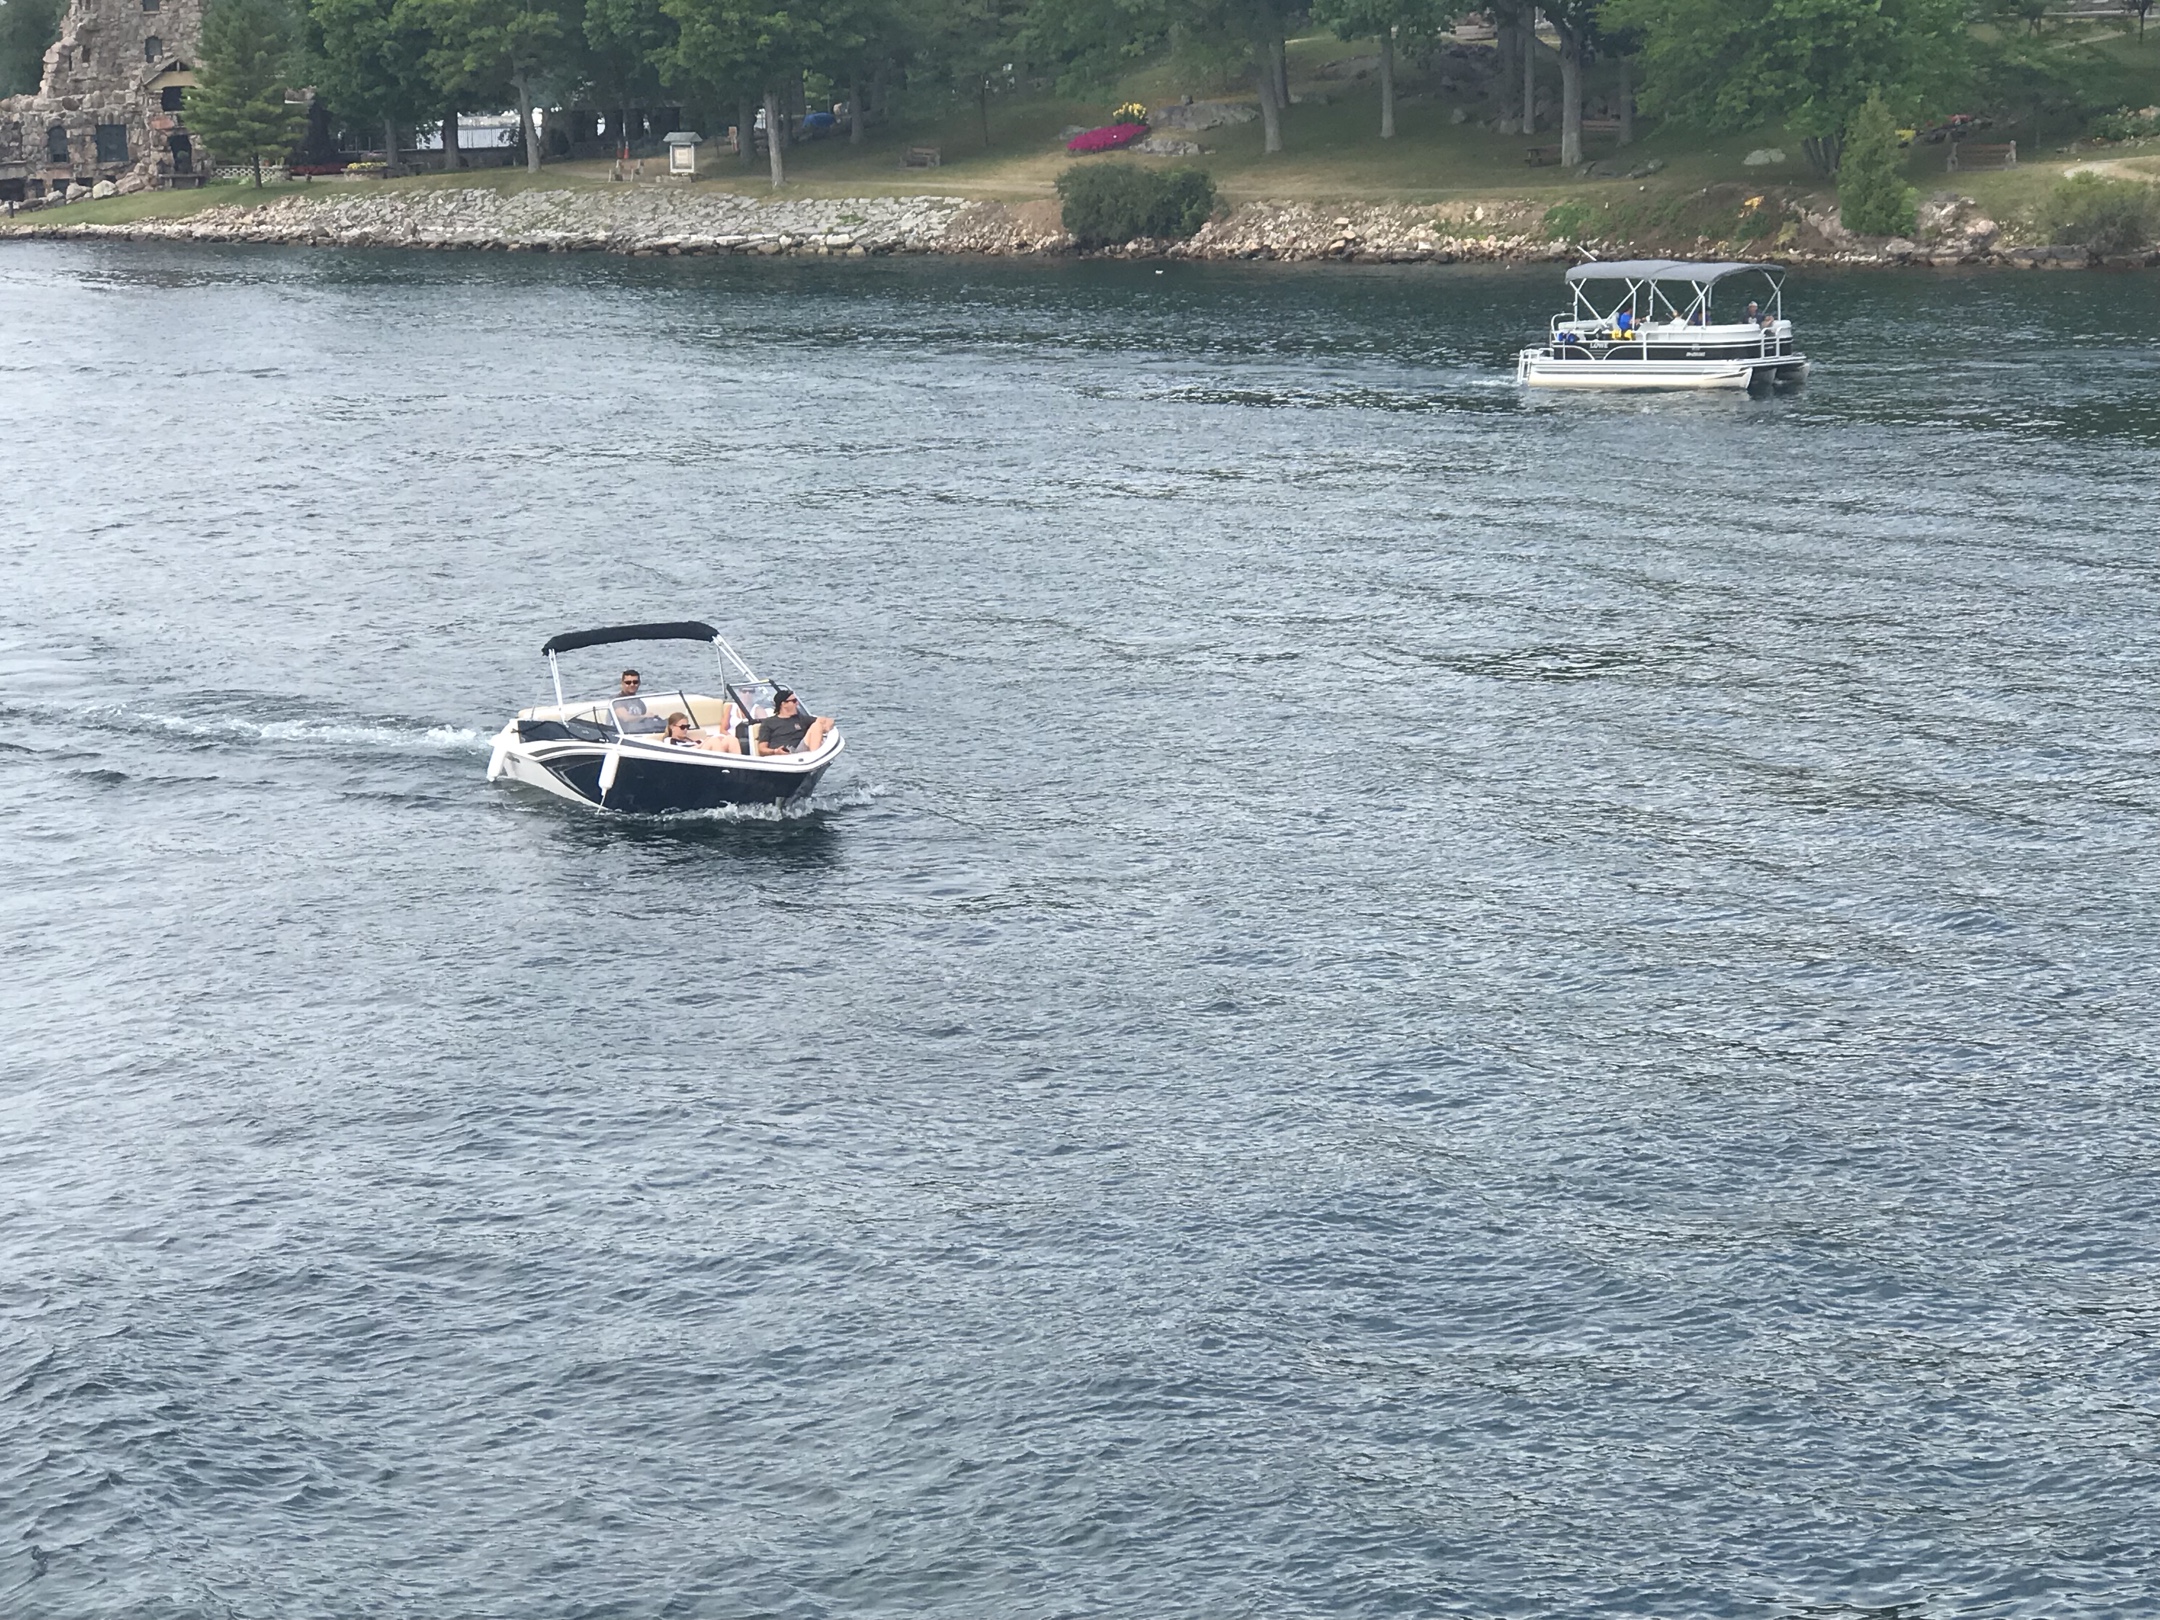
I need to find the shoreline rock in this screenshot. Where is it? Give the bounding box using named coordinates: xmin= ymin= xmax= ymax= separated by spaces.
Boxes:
xmin=5 ymin=186 xmax=2153 ymax=270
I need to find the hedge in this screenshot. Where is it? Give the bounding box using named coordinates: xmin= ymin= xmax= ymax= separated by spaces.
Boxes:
xmin=1055 ymin=165 xmax=1218 ymax=249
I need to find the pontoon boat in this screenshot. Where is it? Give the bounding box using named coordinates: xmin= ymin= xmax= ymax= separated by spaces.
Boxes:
xmin=1516 ymin=260 xmax=1809 ymax=391
xmin=485 ymin=621 xmax=843 ymax=814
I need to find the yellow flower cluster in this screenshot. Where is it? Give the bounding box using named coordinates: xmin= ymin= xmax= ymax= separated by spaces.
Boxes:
xmin=1112 ymin=102 xmax=1149 ymax=126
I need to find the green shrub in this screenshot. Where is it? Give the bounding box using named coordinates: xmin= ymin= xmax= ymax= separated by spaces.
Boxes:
xmin=2045 ymin=173 xmax=2160 ymax=254
xmin=1733 ymin=201 xmax=1778 ymax=241
xmin=1837 ymin=90 xmax=1916 ymax=238
xmin=1542 ymin=200 xmax=1595 ymax=240
xmin=1056 ymin=165 xmax=1218 ymax=248
xmin=2091 ymin=105 xmax=2160 ymax=143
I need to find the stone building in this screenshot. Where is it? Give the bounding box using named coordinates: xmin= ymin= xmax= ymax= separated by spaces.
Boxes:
xmin=0 ymin=0 xmax=207 ymax=202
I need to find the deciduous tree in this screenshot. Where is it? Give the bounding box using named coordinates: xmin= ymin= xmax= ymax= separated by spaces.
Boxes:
xmin=662 ymin=0 xmax=841 ymax=185
xmin=1310 ymin=0 xmax=1461 ymax=138
xmin=411 ymin=0 xmax=569 ymax=173
xmin=1605 ymin=0 xmax=1968 ymax=172
xmin=310 ymin=0 xmax=435 ymax=168
xmin=584 ymin=0 xmax=673 ymax=119
xmin=0 ymin=0 xmax=65 ymax=98
xmin=909 ymin=0 xmax=1026 ymax=148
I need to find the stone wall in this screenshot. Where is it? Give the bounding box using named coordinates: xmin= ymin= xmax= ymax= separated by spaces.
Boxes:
xmin=0 ymin=0 xmax=208 ymax=201
xmin=13 ymin=184 xmax=2149 ymax=269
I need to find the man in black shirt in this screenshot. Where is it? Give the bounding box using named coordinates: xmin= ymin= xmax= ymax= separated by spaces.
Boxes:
xmin=613 ymin=668 xmax=666 ymax=734
xmin=748 ymin=687 xmax=833 ymax=755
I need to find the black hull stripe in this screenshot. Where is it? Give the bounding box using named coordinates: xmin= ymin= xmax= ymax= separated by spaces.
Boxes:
xmin=541 ymin=750 xmax=831 ymax=812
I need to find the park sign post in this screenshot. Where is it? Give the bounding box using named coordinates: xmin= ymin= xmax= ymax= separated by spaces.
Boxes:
xmin=665 ymin=130 xmax=701 ymax=176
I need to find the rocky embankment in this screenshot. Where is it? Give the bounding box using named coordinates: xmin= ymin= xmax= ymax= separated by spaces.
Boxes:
xmin=6 ymin=182 xmax=2149 ymax=268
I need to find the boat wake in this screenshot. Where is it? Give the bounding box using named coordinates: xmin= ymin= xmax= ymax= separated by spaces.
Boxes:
xmin=26 ymin=700 xmax=486 ymax=755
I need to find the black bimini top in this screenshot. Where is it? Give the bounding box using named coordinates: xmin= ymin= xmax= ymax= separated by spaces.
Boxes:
xmin=542 ymin=621 xmax=720 ymax=657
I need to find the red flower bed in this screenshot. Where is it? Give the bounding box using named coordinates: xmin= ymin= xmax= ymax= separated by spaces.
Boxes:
xmin=1066 ymin=122 xmax=1148 ymax=154
xmin=288 ymin=163 xmax=352 ymax=176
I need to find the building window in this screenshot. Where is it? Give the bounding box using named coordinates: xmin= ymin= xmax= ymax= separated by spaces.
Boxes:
xmin=145 ymin=36 xmax=161 ymax=60
xmin=161 ymin=85 xmax=184 ymax=111
xmin=95 ymin=124 xmax=129 ymax=164
xmin=47 ymin=125 xmax=68 ymax=162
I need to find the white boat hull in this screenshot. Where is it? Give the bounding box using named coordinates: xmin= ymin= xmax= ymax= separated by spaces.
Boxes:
xmin=1518 ymin=352 xmax=1810 ymax=390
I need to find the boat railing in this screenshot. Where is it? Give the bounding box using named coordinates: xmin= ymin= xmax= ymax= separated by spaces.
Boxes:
xmin=1538 ymin=319 xmax=1793 ymax=358
xmin=1545 ymin=316 xmax=1788 ymax=341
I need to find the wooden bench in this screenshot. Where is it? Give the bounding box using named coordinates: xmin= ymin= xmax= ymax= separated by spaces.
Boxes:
xmin=902 ymin=145 xmax=942 ymax=168
xmin=1525 ymin=145 xmax=1558 ymax=165
xmin=1579 ymin=116 xmax=1622 ymax=134
xmin=1948 ymin=141 xmax=2015 ymax=171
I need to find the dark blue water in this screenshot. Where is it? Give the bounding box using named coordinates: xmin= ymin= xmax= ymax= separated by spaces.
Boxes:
xmin=3 ymin=245 xmax=2158 ymax=1619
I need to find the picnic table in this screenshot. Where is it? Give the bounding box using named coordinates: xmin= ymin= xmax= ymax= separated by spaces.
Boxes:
xmin=1948 ymin=141 xmax=2015 ymax=171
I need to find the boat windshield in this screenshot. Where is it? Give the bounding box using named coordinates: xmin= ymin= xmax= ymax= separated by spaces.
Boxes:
xmin=587 ymin=680 xmax=785 ymax=736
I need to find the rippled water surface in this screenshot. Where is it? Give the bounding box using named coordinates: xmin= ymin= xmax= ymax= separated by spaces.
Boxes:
xmin=3 ymin=244 xmax=2158 ymax=1619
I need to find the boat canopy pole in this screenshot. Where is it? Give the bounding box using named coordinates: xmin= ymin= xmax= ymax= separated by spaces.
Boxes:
xmin=1563 ymin=263 xmax=1783 ymax=331
xmin=549 ymin=651 xmax=566 ymax=712
xmin=710 ymin=637 xmax=759 ymax=737
xmin=710 ymin=631 xmax=759 ymax=684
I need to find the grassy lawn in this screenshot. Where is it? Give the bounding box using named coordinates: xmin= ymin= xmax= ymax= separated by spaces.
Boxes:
xmin=7 ymin=26 xmax=2155 ymax=237
xmin=4 ymin=179 xmax=319 ymax=228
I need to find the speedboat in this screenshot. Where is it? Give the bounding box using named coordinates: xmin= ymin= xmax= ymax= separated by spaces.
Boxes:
xmin=1516 ymin=260 xmax=1810 ymax=391
xmin=485 ymin=620 xmax=843 ymax=814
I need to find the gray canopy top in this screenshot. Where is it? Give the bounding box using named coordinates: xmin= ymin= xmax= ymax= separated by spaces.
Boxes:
xmin=1565 ymin=259 xmax=1782 ymax=284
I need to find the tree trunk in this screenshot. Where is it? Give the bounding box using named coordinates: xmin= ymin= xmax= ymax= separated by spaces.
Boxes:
xmin=1617 ymin=56 xmax=1634 ymax=145
xmin=251 ymin=151 xmax=262 ymax=187
xmin=1801 ymin=133 xmax=1841 ymax=175
xmin=514 ymin=75 xmax=541 ymax=173
xmin=1496 ymin=13 xmax=1518 ymax=115
xmin=442 ymin=108 xmax=459 ymax=170
xmin=1255 ymin=53 xmax=1284 ymax=153
xmin=979 ymin=78 xmax=990 ymax=148
xmin=383 ymin=114 xmax=396 ymax=173
xmin=739 ymin=96 xmax=755 ymax=168
xmin=1272 ymin=29 xmax=1289 ymax=110
xmin=1379 ymin=29 xmax=1395 ymax=138
xmin=763 ymin=88 xmax=785 ymax=187
xmin=850 ymin=73 xmax=862 ymax=144
xmin=1521 ymin=6 xmax=1536 ymax=134
xmin=1558 ymin=26 xmax=1581 ymax=166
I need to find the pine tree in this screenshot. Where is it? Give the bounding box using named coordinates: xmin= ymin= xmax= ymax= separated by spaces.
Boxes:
xmin=1837 ymin=89 xmax=1917 ymax=237
xmin=188 ymin=0 xmax=308 ymax=185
